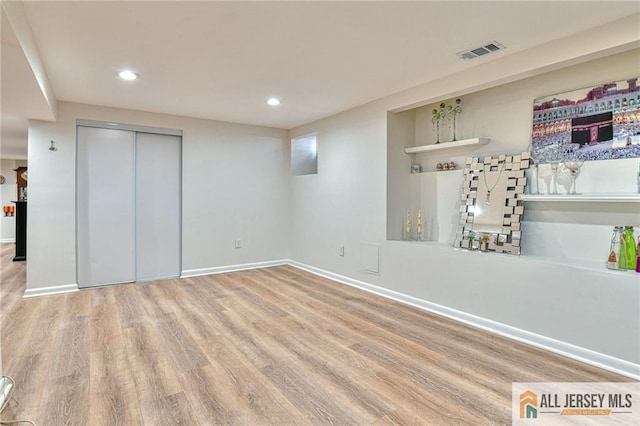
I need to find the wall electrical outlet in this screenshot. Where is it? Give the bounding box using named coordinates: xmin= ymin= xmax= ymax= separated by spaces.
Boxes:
xmin=235 ymin=239 xmax=241 ymax=249
xmin=339 ymin=244 xmax=345 ymax=256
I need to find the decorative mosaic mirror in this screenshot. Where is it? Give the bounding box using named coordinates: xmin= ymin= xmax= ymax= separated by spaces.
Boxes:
xmin=454 ymin=152 xmax=530 ymax=255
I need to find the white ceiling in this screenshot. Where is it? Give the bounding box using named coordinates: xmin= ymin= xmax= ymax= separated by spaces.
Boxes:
xmin=2 ymin=1 xmax=639 ymax=158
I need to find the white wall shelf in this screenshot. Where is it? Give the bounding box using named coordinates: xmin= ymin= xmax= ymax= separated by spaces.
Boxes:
xmin=404 ymin=137 xmax=489 ymax=154
xmin=521 ymin=194 xmax=640 ymax=203
xmin=411 ymin=169 xmax=461 ymax=175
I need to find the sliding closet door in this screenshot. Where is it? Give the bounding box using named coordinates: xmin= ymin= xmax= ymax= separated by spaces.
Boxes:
xmin=77 ymin=126 xmax=135 ymax=287
xmin=135 ymin=133 xmax=181 ymax=281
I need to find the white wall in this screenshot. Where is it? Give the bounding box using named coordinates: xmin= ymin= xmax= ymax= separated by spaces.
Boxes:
xmin=27 ymin=101 xmax=289 ymax=290
xmin=289 ymin=41 xmax=640 ymax=371
xmin=0 ymin=159 xmax=27 ymax=242
xmin=290 ymin=104 xmax=387 ymax=268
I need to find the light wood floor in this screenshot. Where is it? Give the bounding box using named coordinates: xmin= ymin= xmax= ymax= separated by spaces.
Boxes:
xmin=0 ymin=244 xmax=631 ymax=425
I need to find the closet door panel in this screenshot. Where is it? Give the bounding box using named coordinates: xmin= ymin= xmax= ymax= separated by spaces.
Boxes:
xmin=77 ymin=126 xmax=135 ymax=287
xmin=135 ymin=133 xmax=181 ymax=281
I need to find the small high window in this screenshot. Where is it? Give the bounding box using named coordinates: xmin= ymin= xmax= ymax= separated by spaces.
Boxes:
xmin=291 ymin=133 xmax=318 ymax=176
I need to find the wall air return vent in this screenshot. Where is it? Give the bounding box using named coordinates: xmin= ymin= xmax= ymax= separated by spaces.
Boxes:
xmin=457 ymin=41 xmax=506 ymax=61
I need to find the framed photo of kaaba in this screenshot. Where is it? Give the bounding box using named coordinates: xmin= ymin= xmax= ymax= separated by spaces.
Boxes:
xmin=531 ymin=78 xmax=640 ymax=163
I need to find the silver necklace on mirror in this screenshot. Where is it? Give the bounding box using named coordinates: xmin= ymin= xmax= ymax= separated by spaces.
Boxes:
xmin=482 ymin=161 xmax=505 ymax=206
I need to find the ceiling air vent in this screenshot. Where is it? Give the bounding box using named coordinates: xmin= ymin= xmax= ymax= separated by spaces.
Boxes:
xmin=457 ymin=41 xmax=506 ymax=61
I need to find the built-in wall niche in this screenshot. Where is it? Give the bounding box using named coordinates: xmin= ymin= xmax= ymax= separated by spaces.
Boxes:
xmin=386 ymin=101 xmax=492 ymax=243
xmin=387 ymin=50 xmax=640 ymax=277
xmin=388 ymin=98 xmax=640 ymax=270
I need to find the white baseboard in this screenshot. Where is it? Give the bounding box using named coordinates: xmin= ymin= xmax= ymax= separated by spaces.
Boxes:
xmin=288 ymin=260 xmax=640 ymax=381
xmin=22 ymin=261 xmax=288 ymax=298
xmin=0 ymin=238 xmax=15 ymax=243
xmin=181 ymin=259 xmax=288 ymax=278
xmin=23 ymin=283 xmax=79 ymax=298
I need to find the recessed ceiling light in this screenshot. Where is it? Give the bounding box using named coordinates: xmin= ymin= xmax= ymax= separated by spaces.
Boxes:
xmin=117 ymin=70 xmax=140 ymax=81
xmin=266 ymin=97 xmax=281 ymax=106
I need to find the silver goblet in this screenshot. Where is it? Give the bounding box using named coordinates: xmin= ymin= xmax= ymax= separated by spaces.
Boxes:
xmin=549 ymin=160 xmax=560 ymax=195
xmin=526 ymin=140 xmax=540 ymax=195
xmin=562 ymin=160 xmax=584 ymax=195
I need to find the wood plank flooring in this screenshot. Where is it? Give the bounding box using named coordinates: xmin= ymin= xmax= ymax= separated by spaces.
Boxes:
xmin=0 ymin=243 xmax=632 ymax=425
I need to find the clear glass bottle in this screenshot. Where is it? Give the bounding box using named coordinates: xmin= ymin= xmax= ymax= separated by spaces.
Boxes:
xmin=618 ymin=227 xmax=628 ymax=270
xmin=607 ymin=226 xmax=622 ymax=270
xmin=623 ymin=226 xmax=637 ymax=271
